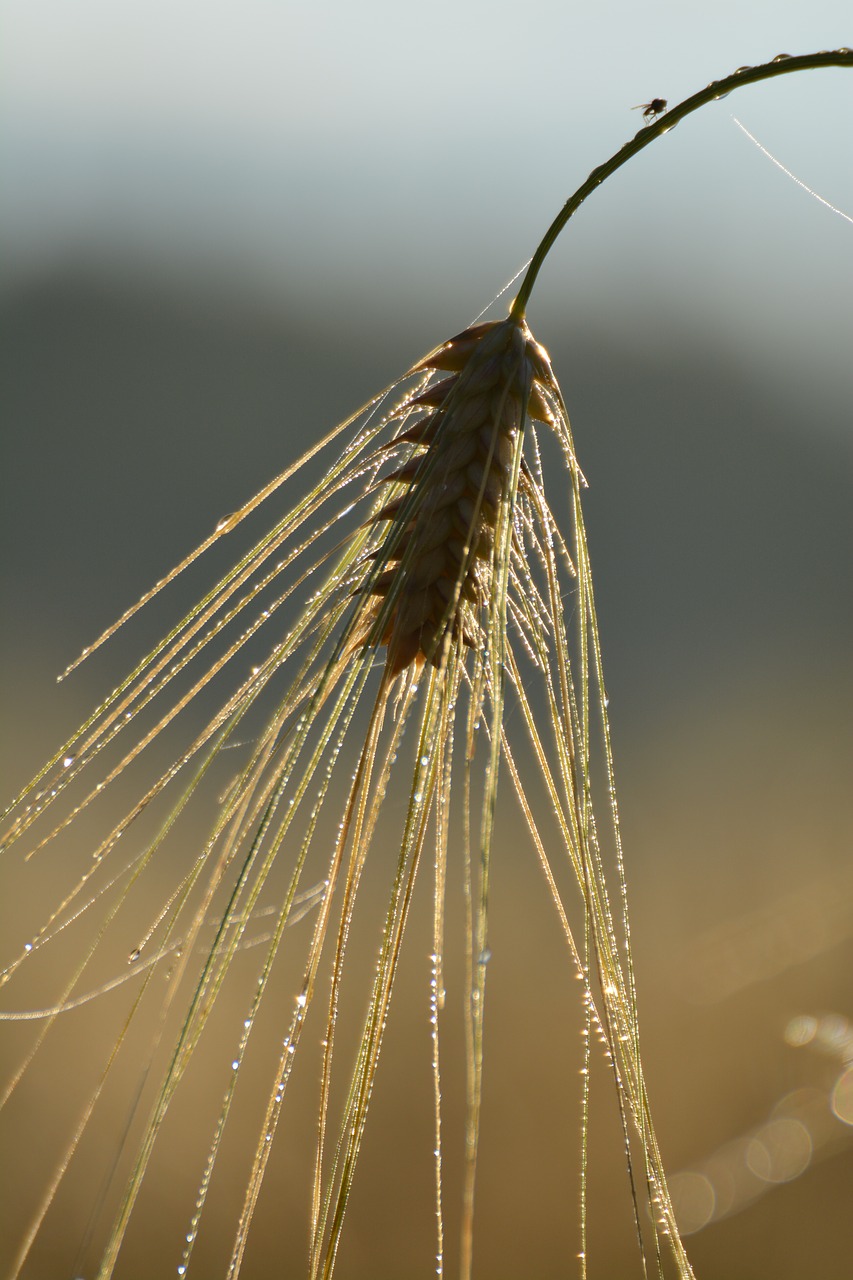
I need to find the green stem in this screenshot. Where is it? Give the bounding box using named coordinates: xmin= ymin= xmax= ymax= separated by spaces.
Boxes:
xmin=511 ymin=48 xmax=853 ymax=319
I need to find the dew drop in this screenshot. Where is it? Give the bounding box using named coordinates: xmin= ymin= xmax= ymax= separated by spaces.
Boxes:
xmin=23 ymin=942 xmax=33 ymax=953
xmin=62 ymin=755 xmax=75 ymax=769
xmin=231 ymin=1060 xmax=239 ymax=1071
xmin=296 ymin=993 xmax=307 ymax=1008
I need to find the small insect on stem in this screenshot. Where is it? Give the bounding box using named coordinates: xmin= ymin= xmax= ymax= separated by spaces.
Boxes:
xmin=632 ymin=97 xmax=667 ymax=121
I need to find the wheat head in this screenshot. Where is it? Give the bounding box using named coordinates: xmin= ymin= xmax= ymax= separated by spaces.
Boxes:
xmin=355 ymin=317 xmax=551 ymax=677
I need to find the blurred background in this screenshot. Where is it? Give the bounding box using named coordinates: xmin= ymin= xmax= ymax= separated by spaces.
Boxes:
xmin=2 ymin=2 xmax=852 ymax=1277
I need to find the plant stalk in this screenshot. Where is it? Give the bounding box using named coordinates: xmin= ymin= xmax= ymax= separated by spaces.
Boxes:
xmin=511 ymin=48 xmax=853 ymax=319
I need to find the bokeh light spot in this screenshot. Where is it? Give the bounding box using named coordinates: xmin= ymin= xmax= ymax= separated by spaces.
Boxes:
xmin=831 ymin=1067 xmax=853 ymax=1126
xmin=784 ymin=1014 xmax=818 ymax=1047
xmin=816 ymin=1013 xmax=852 ymax=1056
xmin=746 ymin=1118 xmax=812 ymax=1183
xmin=668 ymin=1171 xmax=716 ymax=1235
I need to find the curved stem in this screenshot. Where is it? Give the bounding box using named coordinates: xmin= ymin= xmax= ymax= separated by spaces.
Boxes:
xmin=511 ymin=48 xmax=853 ymax=319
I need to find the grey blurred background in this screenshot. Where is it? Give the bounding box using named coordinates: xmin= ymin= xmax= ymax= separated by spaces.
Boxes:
xmin=2 ymin=2 xmax=853 ymax=1277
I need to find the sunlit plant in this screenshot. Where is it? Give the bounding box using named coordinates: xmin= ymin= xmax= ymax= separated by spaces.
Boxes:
xmin=2 ymin=49 xmax=850 ymax=1280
